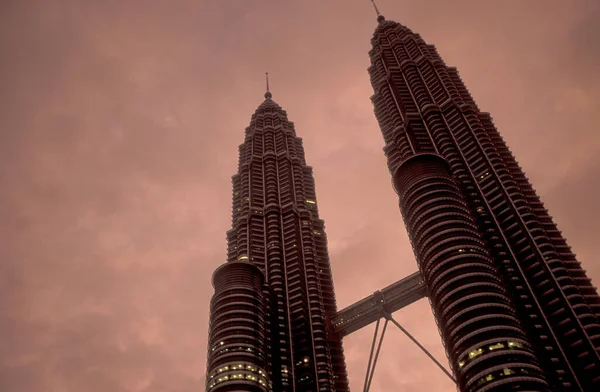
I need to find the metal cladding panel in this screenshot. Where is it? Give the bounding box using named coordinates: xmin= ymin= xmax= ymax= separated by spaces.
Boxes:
xmin=368 ymin=14 xmax=600 ymax=392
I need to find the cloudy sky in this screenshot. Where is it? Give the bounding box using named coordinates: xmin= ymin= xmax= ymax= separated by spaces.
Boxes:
xmin=1 ymin=0 xmax=599 ymax=391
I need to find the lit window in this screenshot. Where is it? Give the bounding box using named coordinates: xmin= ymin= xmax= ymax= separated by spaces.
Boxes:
xmin=485 ymin=374 xmax=494 ymax=381
xmin=237 ymin=255 xmax=249 ymax=261
xmin=508 ymin=341 xmax=523 ymax=348
xmin=306 ymin=199 xmax=316 ymax=204
xmin=489 ymin=343 xmax=504 ymax=350
xmin=476 ymin=207 xmax=485 ymax=213
xmin=469 ymin=348 xmax=484 ymax=359
xmin=503 ymin=368 xmax=515 ymax=376
xmin=458 ymin=361 xmax=465 ymax=368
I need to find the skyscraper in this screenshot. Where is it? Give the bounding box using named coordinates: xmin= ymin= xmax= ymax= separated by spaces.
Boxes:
xmin=205 ymin=88 xmax=349 ymax=392
xmin=367 ymin=10 xmax=600 ymax=392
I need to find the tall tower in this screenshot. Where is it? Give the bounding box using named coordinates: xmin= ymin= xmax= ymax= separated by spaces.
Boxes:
xmin=205 ymin=86 xmax=350 ymax=392
xmin=366 ymin=8 xmax=600 ymax=392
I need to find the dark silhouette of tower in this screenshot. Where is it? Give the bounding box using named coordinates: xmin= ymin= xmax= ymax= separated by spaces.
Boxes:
xmin=205 ymin=86 xmax=349 ymax=392
xmin=366 ymin=9 xmax=600 ymax=392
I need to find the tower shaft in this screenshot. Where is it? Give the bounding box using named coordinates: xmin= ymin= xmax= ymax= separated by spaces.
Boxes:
xmin=206 ymin=93 xmax=349 ymax=392
xmin=368 ymin=15 xmax=600 ymax=392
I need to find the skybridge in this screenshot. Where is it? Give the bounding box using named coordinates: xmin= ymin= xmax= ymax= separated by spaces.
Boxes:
xmin=331 ymin=271 xmax=456 ymax=391
xmin=331 ymin=271 xmax=426 ymax=337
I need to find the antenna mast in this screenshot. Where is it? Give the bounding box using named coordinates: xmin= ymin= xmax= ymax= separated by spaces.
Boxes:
xmin=370 ymin=0 xmax=381 ymax=16
xmin=266 ymin=72 xmax=270 ymax=92
xmin=264 ymin=72 xmax=272 ymax=99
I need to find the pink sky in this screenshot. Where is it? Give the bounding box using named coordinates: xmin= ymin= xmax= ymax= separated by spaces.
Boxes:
xmin=1 ymin=1 xmax=599 ymax=391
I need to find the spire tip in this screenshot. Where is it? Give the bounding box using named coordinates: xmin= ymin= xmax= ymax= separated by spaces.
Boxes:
xmin=370 ymin=0 xmax=385 ymax=22
xmin=265 ymin=72 xmax=272 ymax=99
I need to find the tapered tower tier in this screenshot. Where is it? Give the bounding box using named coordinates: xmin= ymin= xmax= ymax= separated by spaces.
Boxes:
xmin=394 ymin=154 xmax=549 ymax=392
xmin=206 ymin=262 xmax=271 ymax=392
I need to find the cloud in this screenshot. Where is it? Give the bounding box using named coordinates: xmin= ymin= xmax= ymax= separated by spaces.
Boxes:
xmin=0 ymin=1 xmax=598 ymax=391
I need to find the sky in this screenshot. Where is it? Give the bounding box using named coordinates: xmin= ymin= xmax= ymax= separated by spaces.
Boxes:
xmin=1 ymin=0 xmax=599 ymax=391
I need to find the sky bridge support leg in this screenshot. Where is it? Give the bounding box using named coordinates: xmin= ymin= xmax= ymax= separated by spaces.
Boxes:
xmin=362 ymin=318 xmax=389 ymax=392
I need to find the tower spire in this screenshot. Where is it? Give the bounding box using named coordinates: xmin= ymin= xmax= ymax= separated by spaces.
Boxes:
xmin=370 ymin=0 xmax=386 ymax=23
xmin=370 ymin=0 xmax=380 ymax=16
xmin=265 ymin=72 xmax=272 ymax=99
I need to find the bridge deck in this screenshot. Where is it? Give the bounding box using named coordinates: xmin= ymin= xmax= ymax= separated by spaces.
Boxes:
xmin=331 ymin=271 xmax=427 ymax=336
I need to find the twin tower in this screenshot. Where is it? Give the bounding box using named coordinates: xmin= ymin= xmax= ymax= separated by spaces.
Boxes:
xmin=204 ymin=11 xmax=600 ymax=392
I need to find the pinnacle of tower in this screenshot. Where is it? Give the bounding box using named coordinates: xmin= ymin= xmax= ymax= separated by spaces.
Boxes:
xmin=264 ymin=72 xmax=272 ymax=99
xmin=256 ymin=72 xmax=282 ymax=111
xmin=370 ymin=0 xmax=386 ymax=23
xmin=370 ymin=5 xmax=411 ymax=36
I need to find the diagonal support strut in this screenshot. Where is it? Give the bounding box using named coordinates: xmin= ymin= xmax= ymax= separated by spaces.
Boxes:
xmin=361 ymin=312 xmax=456 ymax=391
xmin=383 ymin=312 xmax=456 ymax=383
xmin=363 ymin=318 xmax=389 ymax=392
